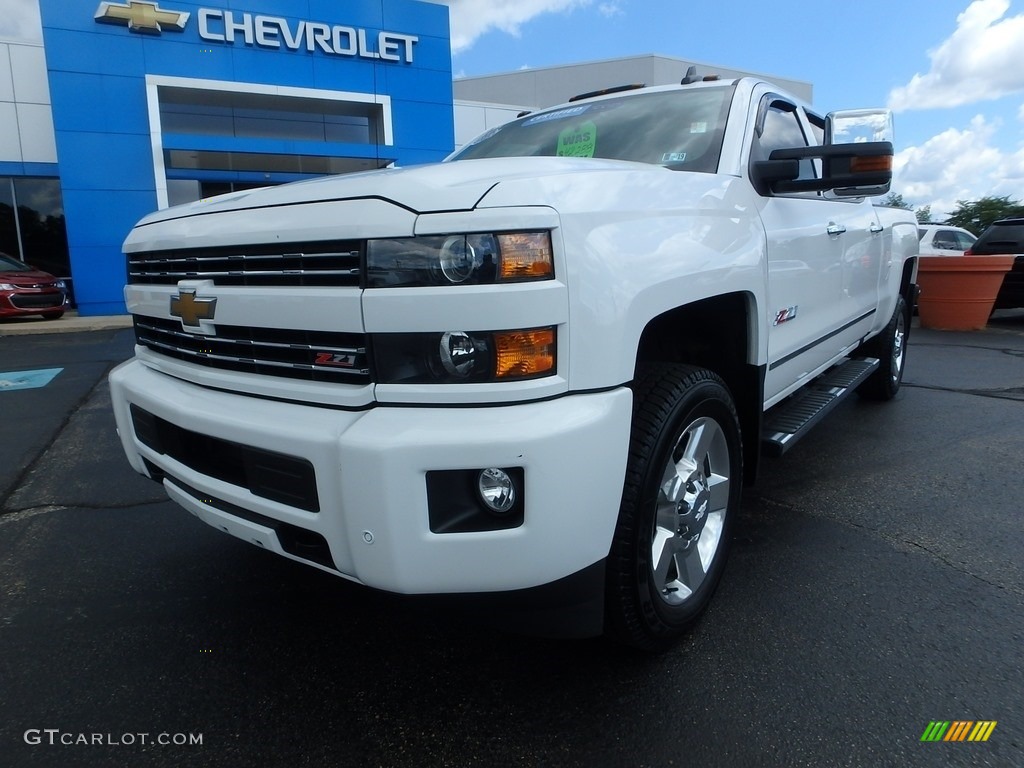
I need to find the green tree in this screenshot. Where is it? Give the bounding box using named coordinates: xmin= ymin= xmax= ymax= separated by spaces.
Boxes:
xmin=944 ymin=195 xmax=1024 ymax=235
xmin=915 ymin=205 xmax=933 ymax=224
xmin=880 ymin=192 xmax=912 ymax=210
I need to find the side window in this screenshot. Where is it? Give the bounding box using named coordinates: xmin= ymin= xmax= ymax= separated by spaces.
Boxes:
xmin=806 ymin=113 xmax=825 ymax=146
xmin=933 ymin=230 xmax=960 ymax=250
xmin=955 ymin=231 xmax=977 ymax=250
xmin=751 ymin=98 xmax=814 ymax=182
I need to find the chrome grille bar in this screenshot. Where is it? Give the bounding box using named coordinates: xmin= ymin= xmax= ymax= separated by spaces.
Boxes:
xmin=127 ymin=241 xmax=362 ymax=287
xmin=129 ymin=269 xmax=360 ymax=279
xmin=134 ymin=320 xmax=365 ymax=356
xmin=134 ymin=316 xmax=372 ymax=383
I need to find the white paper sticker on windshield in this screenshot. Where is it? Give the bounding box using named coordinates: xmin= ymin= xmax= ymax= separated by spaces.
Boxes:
xmin=661 ymin=152 xmax=687 ymax=163
xmin=463 ymin=125 xmax=502 ymax=148
xmin=690 ymin=121 xmax=708 ymax=134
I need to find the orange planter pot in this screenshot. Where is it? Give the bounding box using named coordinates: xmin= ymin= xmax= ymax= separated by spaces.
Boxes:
xmin=917 ymin=255 xmax=1015 ymax=331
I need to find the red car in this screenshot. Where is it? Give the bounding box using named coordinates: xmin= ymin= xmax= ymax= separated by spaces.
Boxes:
xmin=0 ymin=251 xmax=68 ymax=320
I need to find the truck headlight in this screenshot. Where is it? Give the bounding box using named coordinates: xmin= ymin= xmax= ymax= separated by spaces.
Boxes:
xmin=374 ymin=326 xmax=556 ymax=384
xmin=366 ymin=232 xmax=553 ymax=287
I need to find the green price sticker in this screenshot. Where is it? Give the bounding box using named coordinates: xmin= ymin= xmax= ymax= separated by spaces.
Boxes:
xmin=557 ymin=121 xmax=597 ymax=158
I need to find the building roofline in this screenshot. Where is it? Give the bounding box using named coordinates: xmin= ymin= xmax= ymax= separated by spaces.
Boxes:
xmin=452 ymin=52 xmax=812 ymax=88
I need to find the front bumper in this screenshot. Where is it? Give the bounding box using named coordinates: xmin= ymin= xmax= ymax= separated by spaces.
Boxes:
xmin=109 ymin=359 xmax=632 ymax=596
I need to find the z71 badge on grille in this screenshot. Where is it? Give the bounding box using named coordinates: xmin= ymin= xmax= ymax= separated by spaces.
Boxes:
xmin=314 ymin=352 xmax=357 ymax=368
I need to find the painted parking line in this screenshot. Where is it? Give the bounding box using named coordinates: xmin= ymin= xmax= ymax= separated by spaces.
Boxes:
xmin=0 ymin=368 xmax=64 ymax=392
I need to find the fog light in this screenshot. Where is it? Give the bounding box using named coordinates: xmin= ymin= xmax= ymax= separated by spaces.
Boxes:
xmin=478 ymin=468 xmax=516 ymax=515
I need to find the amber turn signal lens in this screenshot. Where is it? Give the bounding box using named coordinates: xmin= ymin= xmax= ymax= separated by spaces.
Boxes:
xmin=494 ymin=328 xmax=556 ymax=379
xmin=850 ymin=155 xmax=892 ymax=173
xmin=497 ymin=233 xmax=554 ymax=280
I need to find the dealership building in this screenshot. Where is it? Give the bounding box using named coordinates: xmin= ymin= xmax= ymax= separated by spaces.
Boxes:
xmin=0 ymin=0 xmax=810 ymax=316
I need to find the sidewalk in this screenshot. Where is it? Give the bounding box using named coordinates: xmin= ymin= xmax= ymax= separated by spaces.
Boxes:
xmin=0 ymin=310 xmax=133 ymax=337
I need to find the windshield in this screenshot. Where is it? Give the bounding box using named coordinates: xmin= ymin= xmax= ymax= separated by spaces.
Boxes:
xmin=0 ymin=252 xmax=32 ymax=272
xmin=450 ymin=85 xmax=735 ymax=174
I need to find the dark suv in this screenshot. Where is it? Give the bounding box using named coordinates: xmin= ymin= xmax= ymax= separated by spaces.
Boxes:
xmin=966 ymin=218 xmax=1024 ymax=309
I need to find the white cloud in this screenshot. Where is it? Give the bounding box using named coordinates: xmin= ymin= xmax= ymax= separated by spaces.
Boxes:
xmin=598 ymin=3 xmax=623 ymax=17
xmin=889 ymin=0 xmax=1024 ymax=111
xmin=0 ymin=0 xmax=42 ymax=42
xmin=423 ymin=0 xmax=591 ymax=54
xmin=893 ymin=115 xmax=1024 ymax=217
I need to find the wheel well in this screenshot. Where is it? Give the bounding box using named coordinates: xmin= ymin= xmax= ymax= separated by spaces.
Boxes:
xmin=635 ymin=293 xmax=763 ymax=484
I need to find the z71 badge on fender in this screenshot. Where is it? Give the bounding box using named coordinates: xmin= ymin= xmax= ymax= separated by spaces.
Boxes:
xmin=774 ymin=306 xmax=799 ymax=326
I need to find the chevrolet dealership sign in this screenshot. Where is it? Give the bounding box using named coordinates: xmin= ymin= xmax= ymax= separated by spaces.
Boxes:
xmin=95 ymin=1 xmax=419 ymax=62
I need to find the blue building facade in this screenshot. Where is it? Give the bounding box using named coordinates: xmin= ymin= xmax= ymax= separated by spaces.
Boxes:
xmin=37 ymin=0 xmax=453 ymax=315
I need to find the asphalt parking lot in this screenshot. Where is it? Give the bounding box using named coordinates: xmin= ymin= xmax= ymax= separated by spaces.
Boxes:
xmin=1 ymin=312 xmax=1022 ymax=767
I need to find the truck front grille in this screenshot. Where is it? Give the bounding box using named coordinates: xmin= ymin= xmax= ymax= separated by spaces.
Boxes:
xmin=128 ymin=241 xmax=362 ymax=287
xmin=134 ymin=316 xmax=371 ymax=384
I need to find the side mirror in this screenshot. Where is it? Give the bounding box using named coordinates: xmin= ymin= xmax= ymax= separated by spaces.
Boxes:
xmin=760 ymin=141 xmax=893 ymax=196
xmin=752 ymin=108 xmax=894 ymax=197
xmin=826 ymin=108 xmax=894 ymax=145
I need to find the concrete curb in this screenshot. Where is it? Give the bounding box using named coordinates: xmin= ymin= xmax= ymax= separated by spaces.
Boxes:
xmin=0 ymin=311 xmax=133 ymax=337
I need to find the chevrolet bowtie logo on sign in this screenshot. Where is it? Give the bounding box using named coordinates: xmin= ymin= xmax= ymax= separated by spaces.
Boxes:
xmin=94 ymin=1 xmax=190 ymax=34
xmin=170 ymin=290 xmax=217 ymax=329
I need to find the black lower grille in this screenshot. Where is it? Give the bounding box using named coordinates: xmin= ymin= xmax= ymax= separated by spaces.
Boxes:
xmin=165 ymin=474 xmax=335 ymax=569
xmin=131 ymin=405 xmax=320 ymax=512
xmin=134 ymin=316 xmax=371 ymax=384
xmin=11 ymin=293 xmax=64 ymax=309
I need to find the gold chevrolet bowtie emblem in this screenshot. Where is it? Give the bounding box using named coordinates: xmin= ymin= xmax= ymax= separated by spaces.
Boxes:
xmin=170 ymin=290 xmax=217 ymax=328
xmin=94 ymin=1 xmax=190 ymax=34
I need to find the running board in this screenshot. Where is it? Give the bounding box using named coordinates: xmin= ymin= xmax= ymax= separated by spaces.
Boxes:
xmin=761 ymin=358 xmax=880 ymax=457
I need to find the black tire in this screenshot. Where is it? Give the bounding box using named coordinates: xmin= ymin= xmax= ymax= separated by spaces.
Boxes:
xmin=856 ymin=295 xmax=909 ymax=401
xmin=605 ymin=363 xmax=743 ymax=651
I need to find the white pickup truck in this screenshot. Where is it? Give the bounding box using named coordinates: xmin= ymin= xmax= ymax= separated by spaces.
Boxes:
xmin=110 ymin=76 xmax=918 ymax=649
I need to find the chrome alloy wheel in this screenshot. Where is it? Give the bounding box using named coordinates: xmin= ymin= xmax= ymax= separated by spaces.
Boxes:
xmin=651 ymin=416 xmax=731 ymax=606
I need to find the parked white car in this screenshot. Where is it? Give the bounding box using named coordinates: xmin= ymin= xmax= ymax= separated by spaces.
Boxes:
xmin=918 ymin=224 xmax=977 ymax=256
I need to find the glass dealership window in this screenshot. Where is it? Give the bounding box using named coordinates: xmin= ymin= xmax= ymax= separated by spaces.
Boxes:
xmin=13 ymin=178 xmax=71 ymax=278
xmin=0 ymin=179 xmax=17 ymax=258
xmin=158 ymin=87 xmax=382 ymax=145
xmin=0 ymin=178 xmax=71 ymax=278
xmin=166 ymin=150 xmax=392 ymax=175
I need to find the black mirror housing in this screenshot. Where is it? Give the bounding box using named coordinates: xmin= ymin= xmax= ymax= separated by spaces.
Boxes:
xmin=754 ymin=141 xmax=893 ymax=197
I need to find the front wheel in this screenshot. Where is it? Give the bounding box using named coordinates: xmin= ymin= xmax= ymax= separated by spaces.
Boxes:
xmin=605 ymin=364 xmax=743 ymax=651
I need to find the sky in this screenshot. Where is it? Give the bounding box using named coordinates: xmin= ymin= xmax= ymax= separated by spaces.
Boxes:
xmin=2 ymin=0 xmax=1023 ymax=220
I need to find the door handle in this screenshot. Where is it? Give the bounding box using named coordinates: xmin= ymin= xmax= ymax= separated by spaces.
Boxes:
xmin=870 ymin=223 xmax=884 ymax=234
xmin=826 ymin=223 xmax=847 ymax=236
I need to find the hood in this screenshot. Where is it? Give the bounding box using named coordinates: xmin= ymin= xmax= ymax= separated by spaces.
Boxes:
xmin=135 ymin=156 xmax=656 ymax=227
xmin=0 ymin=268 xmax=57 ymax=284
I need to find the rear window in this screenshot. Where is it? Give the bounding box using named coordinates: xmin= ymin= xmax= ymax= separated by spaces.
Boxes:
xmin=971 ymin=220 xmax=1024 ymax=254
